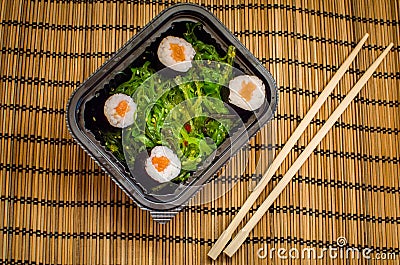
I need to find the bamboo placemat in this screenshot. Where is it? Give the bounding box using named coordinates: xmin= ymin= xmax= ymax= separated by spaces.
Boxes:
xmin=1 ymin=0 xmax=399 ymax=264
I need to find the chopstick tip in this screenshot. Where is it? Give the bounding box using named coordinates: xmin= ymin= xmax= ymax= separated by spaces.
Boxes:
xmin=207 ymin=251 xmax=219 ymax=260
xmin=208 ymin=231 xmax=232 ymax=260
xmin=358 ymin=33 xmax=369 ymax=42
xmin=381 ymin=43 xmax=394 ymax=55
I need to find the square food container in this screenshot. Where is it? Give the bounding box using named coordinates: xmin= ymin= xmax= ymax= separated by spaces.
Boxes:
xmin=66 ymin=3 xmax=278 ymax=223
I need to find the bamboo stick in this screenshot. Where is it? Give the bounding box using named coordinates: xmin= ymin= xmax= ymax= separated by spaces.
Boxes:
xmin=207 ymin=33 xmax=369 ymax=260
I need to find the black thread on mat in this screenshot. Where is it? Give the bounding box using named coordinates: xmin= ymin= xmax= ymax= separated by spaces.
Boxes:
xmin=0 ymin=133 xmax=75 ymax=145
xmin=252 ymin=142 xmax=399 ymax=164
xmin=1 ymin=47 xmax=114 ymax=59
xmin=283 ymin=175 xmax=399 ymax=194
xmin=29 ymin=0 xmax=176 ymax=5
xmin=208 ymin=173 xmax=400 ymax=194
xmin=231 ymin=30 xmax=400 ymax=52
xmin=260 ymin=58 xmax=400 ymax=79
xmin=0 ymin=259 xmax=39 ymax=265
xmin=274 ymin=113 xmax=399 ymax=135
xmin=0 ymin=227 xmax=215 ymax=244
xmin=25 ymin=0 xmax=400 ymax=27
xmin=0 ymin=104 xmax=66 ymax=114
xmin=0 ymin=196 xmax=137 ymax=208
xmin=0 ymin=76 xmax=79 ymax=87
xmin=186 ymin=205 xmax=400 ymax=224
xmin=1 ymin=20 xmax=142 ymax=32
xmin=279 ymin=86 xmax=400 ymax=107
xmin=0 ymin=163 xmax=103 ymax=175
xmin=2 ymin=226 xmax=400 ymax=254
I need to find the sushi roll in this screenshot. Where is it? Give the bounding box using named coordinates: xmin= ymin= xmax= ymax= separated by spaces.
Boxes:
xmin=228 ymin=75 xmax=265 ymax=111
xmin=145 ymin=146 xmax=181 ymax=183
xmin=157 ymin=36 xmax=196 ymax=72
xmin=104 ymin=93 xmax=137 ymax=128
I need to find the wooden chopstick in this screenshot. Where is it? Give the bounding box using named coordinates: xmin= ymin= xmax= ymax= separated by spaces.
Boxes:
xmin=223 ymin=43 xmax=394 ymax=257
xmin=207 ymin=33 xmax=370 ymax=260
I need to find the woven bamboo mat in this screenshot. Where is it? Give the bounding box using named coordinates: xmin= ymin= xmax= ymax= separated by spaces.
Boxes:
xmin=1 ymin=0 xmax=399 ymax=264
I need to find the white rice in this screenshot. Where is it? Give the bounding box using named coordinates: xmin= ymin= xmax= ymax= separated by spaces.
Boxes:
xmin=157 ymin=36 xmax=196 ymax=72
xmin=228 ymin=75 xmax=265 ymax=111
xmin=104 ymin=93 xmax=137 ymax=128
xmin=145 ymin=146 xmax=181 ymax=183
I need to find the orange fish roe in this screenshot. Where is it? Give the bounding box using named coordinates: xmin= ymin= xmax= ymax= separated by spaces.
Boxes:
xmin=170 ymin=43 xmax=186 ymax=62
xmin=152 ymin=156 xmax=170 ymax=172
xmin=239 ymin=80 xmax=257 ymax=102
xmin=114 ymin=100 xmax=129 ymax=117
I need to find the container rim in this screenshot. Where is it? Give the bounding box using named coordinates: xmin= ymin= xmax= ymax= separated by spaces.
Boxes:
xmin=66 ymin=3 xmax=279 ymax=223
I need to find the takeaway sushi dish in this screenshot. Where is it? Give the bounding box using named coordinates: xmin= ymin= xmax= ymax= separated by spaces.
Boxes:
xmin=96 ymin=22 xmax=268 ymax=184
xmin=68 ymin=4 xmax=278 ymax=222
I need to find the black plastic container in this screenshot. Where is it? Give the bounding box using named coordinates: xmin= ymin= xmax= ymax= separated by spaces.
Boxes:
xmin=66 ymin=3 xmax=278 ymax=223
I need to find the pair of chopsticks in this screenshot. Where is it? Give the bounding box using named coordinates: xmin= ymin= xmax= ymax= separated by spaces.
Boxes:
xmin=208 ymin=34 xmax=393 ymax=259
